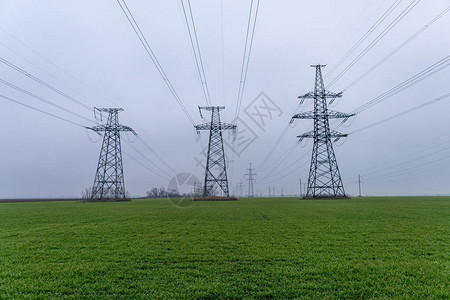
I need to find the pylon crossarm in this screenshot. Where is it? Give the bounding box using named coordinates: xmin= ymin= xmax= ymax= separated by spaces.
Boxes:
xmin=119 ymin=125 xmax=137 ymax=135
xmin=326 ymin=110 xmax=355 ymax=119
xmin=194 ymin=123 xmax=211 ymax=131
xmin=292 ymin=111 xmax=315 ymax=119
xmin=297 ymin=131 xmax=314 ymax=141
xmin=87 ymin=125 xmax=136 ymax=134
xmin=85 ymin=126 xmax=102 ymax=136
xmin=296 ymin=130 xmax=348 ymax=140
xmin=298 ymin=92 xmax=314 ymax=99
xmin=324 ymin=91 xmax=343 ymax=98
xmin=221 ymin=123 xmax=237 ymax=130
xmin=292 ymin=110 xmax=353 ymax=119
xmin=329 ymin=129 xmax=348 ymax=138
xmin=199 ymin=106 xmax=225 ymax=111
xmin=298 ymin=91 xmax=343 ymax=99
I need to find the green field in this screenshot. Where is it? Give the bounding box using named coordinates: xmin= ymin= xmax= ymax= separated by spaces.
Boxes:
xmin=0 ymin=197 xmax=448 ymax=299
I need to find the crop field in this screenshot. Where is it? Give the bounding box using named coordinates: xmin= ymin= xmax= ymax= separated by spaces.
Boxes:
xmin=0 ymin=197 xmax=448 ymax=299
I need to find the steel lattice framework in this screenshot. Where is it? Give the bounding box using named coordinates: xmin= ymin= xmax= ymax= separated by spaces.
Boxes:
xmin=292 ymin=65 xmax=354 ymax=199
xmin=87 ymin=108 xmax=136 ymax=200
xmin=195 ymin=106 xmax=236 ymax=197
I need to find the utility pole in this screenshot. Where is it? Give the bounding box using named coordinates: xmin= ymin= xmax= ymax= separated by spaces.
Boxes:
xmin=358 ymin=174 xmax=362 ymax=197
xmin=268 ymin=186 xmax=271 ymax=197
xmin=87 ymin=108 xmax=136 ymax=201
xmin=291 ymin=65 xmax=354 ymax=199
xmin=245 ymin=163 xmax=256 ymax=198
xmin=299 ymin=178 xmax=302 ymax=197
xmin=195 ymin=106 xmax=236 ymax=197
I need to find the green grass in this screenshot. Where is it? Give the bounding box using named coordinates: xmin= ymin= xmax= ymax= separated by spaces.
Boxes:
xmin=0 ymin=197 xmax=448 ymax=299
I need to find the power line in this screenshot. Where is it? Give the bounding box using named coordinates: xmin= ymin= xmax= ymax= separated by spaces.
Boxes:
xmin=328 ymin=0 xmax=422 ymax=87
xmin=350 ymin=92 xmax=450 ymax=134
xmin=361 ymin=162 xmax=450 ymax=185
xmin=123 ymin=141 xmax=173 ymax=180
xmin=353 ymin=136 xmax=450 ymax=177
xmin=348 ymin=56 xmax=450 ymax=115
xmin=325 ymin=0 xmax=381 ymax=63
xmin=0 ymin=57 xmax=92 ymax=111
xmin=180 ymin=0 xmax=212 ymax=106
xmin=362 ymin=145 xmax=450 ymax=178
xmin=325 ymin=0 xmax=404 ymax=80
xmin=234 ymin=0 xmax=260 ymax=121
xmin=0 ymin=42 xmax=102 ymax=109
xmin=260 ymin=160 xmax=309 ymax=185
xmin=122 ymin=151 xmax=171 ymax=181
xmin=220 ymin=0 xmax=225 ymax=101
xmin=0 ymin=94 xmax=85 ymax=128
xmin=1 ymin=26 xmax=176 ymax=180
xmin=255 ymin=122 xmax=294 ymax=171
xmin=258 ymin=150 xmax=309 ymax=183
xmin=116 ymin=0 xmax=195 ymax=126
xmin=258 ymin=141 xmax=298 ymax=174
xmin=363 ymin=154 xmax=450 ymax=182
xmin=342 ymin=5 xmax=450 ymax=92
xmin=255 ymin=103 xmax=306 ymax=171
xmin=136 ymin=136 xmax=177 ymax=175
xmin=0 ymin=26 xmax=118 ymax=107
xmin=0 ymin=78 xmax=95 ymax=124
xmin=256 ymin=3 xmax=443 ymax=182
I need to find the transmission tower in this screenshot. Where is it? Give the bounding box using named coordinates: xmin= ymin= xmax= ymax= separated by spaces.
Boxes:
xmin=238 ymin=180 xmax=244 ymax=197
xmin=87 ymin=108 xmax=136 ymax=200
xmin=292 ymin=65 xmax=354 ymax=199
xmin=195 ymin=106 xmax=236 ymax=197
xmin=245 ymin=163 xmax=256 ymax=198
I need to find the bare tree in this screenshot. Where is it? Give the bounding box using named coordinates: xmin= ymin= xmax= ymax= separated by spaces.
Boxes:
xmin=81 ymin=187 xmax=92 ymax=199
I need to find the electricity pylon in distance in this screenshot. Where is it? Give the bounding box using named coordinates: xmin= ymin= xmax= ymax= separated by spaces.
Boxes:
xmin=245 ymin=163 xmax=256 ymax=198
xmin=86 ymin=108 xmax=136 ymax=201
xmin=291 ymin=65 xmax=354 ymax=199
xmin=195 ymin=106 xmax=236 ymax=198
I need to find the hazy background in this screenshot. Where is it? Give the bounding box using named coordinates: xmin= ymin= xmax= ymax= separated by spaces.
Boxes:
xmin=1 ymin=0 xmax=449 ymax=198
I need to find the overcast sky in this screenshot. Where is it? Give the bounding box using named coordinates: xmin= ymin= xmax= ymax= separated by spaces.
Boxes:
xmin=1 ymin=0 xmax=450 ymax=198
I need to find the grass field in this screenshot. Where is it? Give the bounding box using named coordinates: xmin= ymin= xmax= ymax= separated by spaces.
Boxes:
xmin=0 ymin=197 xmax=448 ymax=299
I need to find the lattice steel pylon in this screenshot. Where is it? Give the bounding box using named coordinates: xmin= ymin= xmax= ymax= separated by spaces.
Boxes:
xmin=195 ymin=106 xmax=236 ymax=197
xmin=292 ymin=65 xmax=354 ymax=199
xmin=87 ymin=108 xmax=136 ymax=200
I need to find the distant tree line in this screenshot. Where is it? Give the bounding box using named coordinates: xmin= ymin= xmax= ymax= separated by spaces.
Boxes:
xmin=146 ymin=187 xmax=202 ymax=198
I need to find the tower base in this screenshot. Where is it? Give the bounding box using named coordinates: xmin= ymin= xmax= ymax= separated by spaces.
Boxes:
xmin=84 ymin=198 xmax=131 ymax=203
xmin=301 ymin=195 xmax=349 ymax=200
xmin=193 ymin=196 xmax=237 ymax=201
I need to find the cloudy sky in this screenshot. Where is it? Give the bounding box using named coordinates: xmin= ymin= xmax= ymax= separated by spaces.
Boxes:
xmin=1 ymin=0 xmax=449 ymax=198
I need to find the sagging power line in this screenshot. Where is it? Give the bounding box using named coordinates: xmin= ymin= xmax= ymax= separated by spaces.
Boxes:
xmin=180 ymin=0 xmax=212 ymax=107
xmin=0 ymin=57 xmax=92 ymax=111
xmin=234 ymin=0 xmax=260 ymax=122
xmin=116 ymin=0 xmax=196 ymax=126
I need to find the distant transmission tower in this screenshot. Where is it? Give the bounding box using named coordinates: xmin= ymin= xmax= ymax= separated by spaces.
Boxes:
xmin=195 ymin=106 xmax=236 ymax=197
xmin=87 ymin=108 xmax=136 ymax=200
xmin=245 ymin=163 xmax=256 ymax=198
xmin=292 ymin=65 xmax=354 ymax=199
xmin=238 ymin=180 xmax=244 ymax=197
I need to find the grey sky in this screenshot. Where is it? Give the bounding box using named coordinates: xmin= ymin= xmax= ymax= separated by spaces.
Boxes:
xmin=1 ymin=0 xmax=449 ymax=198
